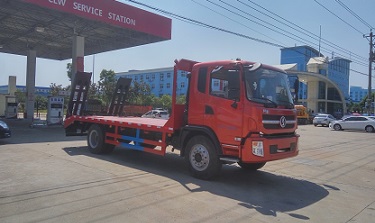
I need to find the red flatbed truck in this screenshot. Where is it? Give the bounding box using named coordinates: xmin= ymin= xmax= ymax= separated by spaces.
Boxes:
xmin=64 ymin=59 xmax=299 ymax=179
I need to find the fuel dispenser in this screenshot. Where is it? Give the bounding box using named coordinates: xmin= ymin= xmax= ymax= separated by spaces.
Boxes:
xmin=5 ymin=96 xmax=18 ymax=119
xmin=47 ymin=96 xmax=64 ymax=125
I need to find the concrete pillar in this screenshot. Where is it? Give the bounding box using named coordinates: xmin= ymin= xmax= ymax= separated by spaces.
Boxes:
xmin=325 ymin=84 xmax=328 ymax=113
xmin=25 ymin=49 xmax=36 ymax=119
xmin=307 ymin=81 xmax=319 ymax=113
xmin=8 ymin=76 xmax=16 ymax=96
xmin=71 ymin=35 xmax=85 ymax=86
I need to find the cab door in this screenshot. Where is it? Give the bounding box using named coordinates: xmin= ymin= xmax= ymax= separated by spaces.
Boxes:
xmin=204 ymin=66 xmax=243 ymax=145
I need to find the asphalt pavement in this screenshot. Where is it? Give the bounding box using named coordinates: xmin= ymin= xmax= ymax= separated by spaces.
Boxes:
xmin=0 ymin=119 xmax=374 ymax=223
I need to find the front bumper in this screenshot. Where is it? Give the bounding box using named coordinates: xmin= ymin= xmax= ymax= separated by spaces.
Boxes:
xmin=241 ymin=133 xmax=299 ymax=163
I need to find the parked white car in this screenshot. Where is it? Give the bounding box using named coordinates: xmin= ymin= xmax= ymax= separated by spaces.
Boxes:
xmin=313 ymin=113 xmax=336 ymax=127
xmin=141 ymin=110 xmax=170 ymax=119
xmin=329 ymin=116 xmax=375 ymax=132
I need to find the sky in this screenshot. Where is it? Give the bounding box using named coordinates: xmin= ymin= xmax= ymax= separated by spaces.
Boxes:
xmin=1 ymin=0 xmax=375 ymax=90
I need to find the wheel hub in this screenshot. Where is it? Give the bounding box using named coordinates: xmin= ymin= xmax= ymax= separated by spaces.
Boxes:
xmin=190 ymin=145 xmax=209 ymax=171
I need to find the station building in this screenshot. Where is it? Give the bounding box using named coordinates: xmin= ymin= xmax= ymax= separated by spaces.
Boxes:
xmin=280 ymin=46 xmax=350 ymax=116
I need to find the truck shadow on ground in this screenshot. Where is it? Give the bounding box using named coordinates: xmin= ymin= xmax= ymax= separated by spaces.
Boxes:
xmin=63 ymin=146 xmax=329 ymax=220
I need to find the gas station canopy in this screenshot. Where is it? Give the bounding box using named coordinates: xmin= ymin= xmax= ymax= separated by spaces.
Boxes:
xmin=0 ymin=0 xmax=172 ymax=60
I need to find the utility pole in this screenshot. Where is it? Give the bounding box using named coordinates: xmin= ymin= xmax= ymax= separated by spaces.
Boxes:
xmin=364 ymin=31 xmax=374 ymax=114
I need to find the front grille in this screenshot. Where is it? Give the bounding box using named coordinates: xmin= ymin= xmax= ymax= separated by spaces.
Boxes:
xmin=262 ymin=114 xmax=295 ymax=129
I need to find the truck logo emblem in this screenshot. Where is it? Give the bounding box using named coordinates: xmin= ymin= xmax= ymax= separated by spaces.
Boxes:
xmin=280 ymin=116 xmax=286 ymax=128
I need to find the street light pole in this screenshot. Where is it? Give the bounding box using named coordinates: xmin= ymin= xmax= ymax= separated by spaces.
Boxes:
xmin=364 ymin=31 xmax=374 ymax=114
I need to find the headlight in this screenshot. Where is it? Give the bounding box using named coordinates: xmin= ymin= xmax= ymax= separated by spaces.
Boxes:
xmin=0 ymin=121 xmax=9 ymax=129
xmin=252 ymin=141 xmax=264 ymax=157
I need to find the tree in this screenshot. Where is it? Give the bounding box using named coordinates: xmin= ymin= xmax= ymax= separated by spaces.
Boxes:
xmin=35 ymin=95 xmax=48 ymax=110
xmin=15 ymin=89 xmax=26 ymax=112
xmin=98 ymin=69 xmax=117 ymax=106
xmin=128 ymin=81 xmax=151 ymax=105
xmin=177 ymin=95 xmax=186 ymax=104
xmin=88 ymin=82 xmax=100 ymax=100
xmin=50 ymin=83 xmax=63 ymax=96
xmin=359 ymin=92 xmax=375 ymax=114
xmin=159 ymin=95 xmax=172 ymax=111
xmin=67 ymin=63 xmax=72 ymax=81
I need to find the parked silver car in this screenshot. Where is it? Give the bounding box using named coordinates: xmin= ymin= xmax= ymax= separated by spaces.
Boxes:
xmin=313 ymin=113 xmax=336 ymax=127
xmin=329 ymin=116 xmax=375 ymax=132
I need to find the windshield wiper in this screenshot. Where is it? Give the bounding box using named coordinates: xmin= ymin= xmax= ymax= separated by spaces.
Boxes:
xmin=251 ymin=97 xmax=278 ymax=108
xmin=277 ymin=100 xmax=294 ymax=109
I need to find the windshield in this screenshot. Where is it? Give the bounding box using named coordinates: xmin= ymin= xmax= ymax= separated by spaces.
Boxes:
xmin=244 ymin=67 xmax=294 ymax=108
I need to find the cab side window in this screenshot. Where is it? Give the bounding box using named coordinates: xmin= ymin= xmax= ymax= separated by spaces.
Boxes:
xmin=210 ymin=67 xmax=240 ymax=101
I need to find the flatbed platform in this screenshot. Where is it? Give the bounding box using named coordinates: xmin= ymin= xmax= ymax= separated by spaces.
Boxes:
xmin=64 ymin=115 xmax=174 ymax=133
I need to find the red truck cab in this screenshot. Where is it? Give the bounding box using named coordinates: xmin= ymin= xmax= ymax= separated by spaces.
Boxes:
xmin=171 ymin=59 xmax=298 ymax=178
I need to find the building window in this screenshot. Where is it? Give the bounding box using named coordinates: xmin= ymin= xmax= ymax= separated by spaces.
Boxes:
xmin=167 ymin=83 xmax=170 ymax=88
xmin=146 ymin=75 xmax=149 ymax=80
xmin=160 ymin=84 xmax=164 ymax=89
xmin=318 ymin=81 xmax=326 ymax=99
xmin=152 ymin=74 xmax=155 ymax=79
xmin=180 ymin=82 xmax=185 ymax=88
xmin=152 ymin=84 xmax=155 ymax=89
xmin=160 ymin=74 xmax=164 ymax=81
xmin=167 ymin=73 xmax=171 ymax=78
xmin=213 ymin=80 xmax=219 ymax=87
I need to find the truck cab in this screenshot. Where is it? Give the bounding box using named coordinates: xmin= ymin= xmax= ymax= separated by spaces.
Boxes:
xmin=173 ymin=59 xmax=299 ymax=178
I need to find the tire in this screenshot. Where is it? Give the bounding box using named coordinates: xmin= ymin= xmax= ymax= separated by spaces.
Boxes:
xmin=314 ymin=124 xmax=317 ymax=127
xmin=185 ymin=136 xmax=222 ymax=180
xmin=333 ymin=124 xmax=342 ymax=131
xmin=365 ymin=125 xmax=374 ymax=133
xmin=87 ymin=124 xmax=115 ymax=154
xmin=237 ymin=162 xmax=266 ymax=171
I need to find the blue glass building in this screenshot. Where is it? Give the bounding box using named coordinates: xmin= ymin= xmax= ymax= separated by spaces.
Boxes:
xmin=350 ymin=86 xmax=375 ymax=103
xmin=328 ymin=58 xmax=351 ymax=99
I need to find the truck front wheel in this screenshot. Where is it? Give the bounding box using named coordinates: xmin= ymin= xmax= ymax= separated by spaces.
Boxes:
xmin=87 ymin=124 xmax=115 ymax=154
xmin=185 ymin=136 xmax=222 ymax=180
xmin=237 ymin=162 xmax=266 ymax=171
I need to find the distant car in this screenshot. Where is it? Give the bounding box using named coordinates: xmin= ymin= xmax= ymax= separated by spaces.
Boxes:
xmin=154 ymin=108 xmax=166 ymax=111
xmin=141 ymin=110 xmax=170 ymax=119
xmin=313 ymin=114 xmax=336 ymax=127
xmin=0 ymin=120 xmax=11 ymax=138
xmin=329 ymin=116 xmax=375 ymax=132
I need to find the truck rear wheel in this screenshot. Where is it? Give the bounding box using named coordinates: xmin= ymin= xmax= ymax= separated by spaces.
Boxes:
xmin=237 ymin=162 xmax=266 ymax=171
xmin=87 ymin=124 xmax=115 ymax=154
xmin=185 ymin=136 xmax=221 ymax=180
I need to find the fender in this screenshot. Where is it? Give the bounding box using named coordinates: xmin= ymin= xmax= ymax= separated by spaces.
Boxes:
xmin=179 ymin=125 xmax=223 ymax=157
